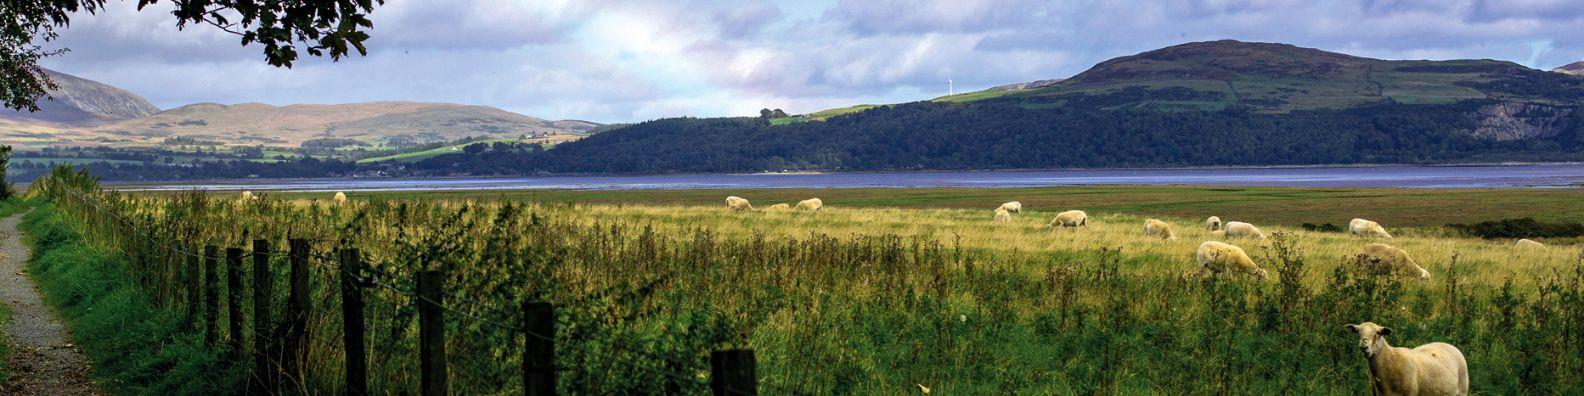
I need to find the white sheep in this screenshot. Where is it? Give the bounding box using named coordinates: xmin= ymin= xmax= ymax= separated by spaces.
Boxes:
xmin=765 ymin=203 xmax=790 ymax=211
xmin=993 ymin=208 xmax=1012 ymax=223
xmin=1344 ymin=322 xmax=1468 ymax=396
xmin=795 ymin=198 xmax=823 ymax=211
xmin=1224 ymin=221 xmax=1266 ymax=240
xmin=1046 ymin=210 xmax=1088 ymax=228
xmin=239 ymin=191 xmax=258 ymax=202
xmin=1206 ymin=216 xmax=1222 ymax=231
xmin=997 ymin=201 xmax=1023 ymax=214
xmin=1350 ymin=218 xmax=1394 ymax=239
xmin=333 ymin=191 xmax=348 ymax=205
xmin=1143 ymin=219 xmax=1176 ymax=240
xmin=1361 ymin=243 xmax=1430 ymax=280
xmin=1195 ymin=241 xmax=1267 ymax=279
xmin=725 ymin=196 xmax=754 ymax=211
xmin=1516 ymin=239 xmax=1545 ymax=249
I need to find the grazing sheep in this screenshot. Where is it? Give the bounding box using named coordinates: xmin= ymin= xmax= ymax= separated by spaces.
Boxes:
xmin=1143 ymin=219 xmax=1176 ymax=240
xmin=1516 ymin=239 xmax=1546 ymax=249
xmin=796 ymin=198 xmax=823 ymax=211
xmin=239 ymin=191 xmax=258 ymax=202
xmin=1046 ymin=210 xmax=1088 ymax=228
xmin=1224 ymin=221 xmax=1267 ymax=240
xmin=725 ymin=196 xmax=754 ymax=211
xmin=333 ymin=192 xmax=348 ymax=205
xmin=1344 ymin=322 xmax=1469 ymax=396
xmin=1195 ymin=241 xmax=1267 ymax=279
xmin=994 ymin=208 xmax=1012 ymax=223
xmin=765 ymin=203 xmax=790 ymax=210
xmin=1206 ymin=216 xmax=1222 ymax=231
xmin=1350 ymin=218 xmax=1394 ymax=239
xmin=998 ymin=201 xmax=1023 ymax=213
xmin=1362 ymin=243 xmax=1430 ymax=280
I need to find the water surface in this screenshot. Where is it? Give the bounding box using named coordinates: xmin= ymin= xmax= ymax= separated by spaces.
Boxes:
xmin=113 ymin=164 xmax=1584 ymax=192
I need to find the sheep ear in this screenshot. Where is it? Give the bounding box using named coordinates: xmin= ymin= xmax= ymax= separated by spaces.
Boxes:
xmin=1379 ymin=327 xmax=1392 ymax=336
xmin=1344 ymin=324 xmax=1358 ymax=333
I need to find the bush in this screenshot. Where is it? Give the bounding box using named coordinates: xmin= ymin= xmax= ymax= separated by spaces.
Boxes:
xmin=1448 ymin=217 xmax=1584 ymax=239
xmin=1301 ymin=222 xmax=1343 ymax=232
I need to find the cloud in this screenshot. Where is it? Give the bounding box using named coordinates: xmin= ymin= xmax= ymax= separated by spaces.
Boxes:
xmin=34 ymin=0 xmax=1584 ymax=123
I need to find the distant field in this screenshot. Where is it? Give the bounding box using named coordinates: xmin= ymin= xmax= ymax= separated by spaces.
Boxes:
xmin=282 ymin=185 xmax=1584 ymax=228
xmin=769 ymin=105 xmax=880 ymax=125
xmin=355 ymin=136 xmax=575 ymax=164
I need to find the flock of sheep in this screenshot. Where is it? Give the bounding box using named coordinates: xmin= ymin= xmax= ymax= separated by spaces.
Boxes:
xmin=720 ymin=195 xmax=1562 ymax=395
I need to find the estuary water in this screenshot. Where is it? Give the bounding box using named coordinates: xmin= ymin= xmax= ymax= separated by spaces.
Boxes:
xmin=110 ymin=163 xmax=1584 ymax=192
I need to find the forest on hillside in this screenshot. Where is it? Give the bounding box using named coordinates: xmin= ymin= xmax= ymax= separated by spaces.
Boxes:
xmin=403 ymin=99 xmax=1584 ymax=175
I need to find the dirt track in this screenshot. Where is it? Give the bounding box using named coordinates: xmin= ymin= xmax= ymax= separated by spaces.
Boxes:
xmin=0 ymin=212 xmax=101 ymax=395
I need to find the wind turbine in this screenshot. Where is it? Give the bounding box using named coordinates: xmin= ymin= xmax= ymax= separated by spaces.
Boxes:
xmin=948 ymin=79 xmax=954 ymax=96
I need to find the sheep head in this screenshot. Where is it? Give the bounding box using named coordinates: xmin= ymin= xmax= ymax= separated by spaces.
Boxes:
xmin=1344 ymin=322 xmax=1393 ymax=358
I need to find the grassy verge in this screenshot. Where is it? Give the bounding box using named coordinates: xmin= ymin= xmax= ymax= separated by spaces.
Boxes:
xmin=19 ymin=204 xmax=243 ymax=394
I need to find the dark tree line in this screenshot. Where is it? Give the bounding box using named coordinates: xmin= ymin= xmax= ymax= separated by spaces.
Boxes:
xmin=402 ymin=98 xmax=1584 ymax=175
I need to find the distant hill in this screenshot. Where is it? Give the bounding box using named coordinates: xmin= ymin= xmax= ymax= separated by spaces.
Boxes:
xmin=410 ymin=40 xmax=1584 ymax=175
xmin=1556 ymin=61 xmax=1584 ymax=76
xmin=0 ymin=69 xmax=160 ymax=126
xmin=0 ymin=70 xmax=598 ymax=149
xmin=97 ymin=101 xmax=599 ymax=147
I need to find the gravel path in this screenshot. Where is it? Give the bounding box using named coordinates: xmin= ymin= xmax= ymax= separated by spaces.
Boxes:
xmin=0 ymin=212 xmax=101 ymax=395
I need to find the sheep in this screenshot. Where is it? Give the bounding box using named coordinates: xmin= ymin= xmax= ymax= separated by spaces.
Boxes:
xmin=765 ymin=203 xmax=791 ymax=211
xmin=239 ymin=191 xmax=258 ymax=202
xmin=1516 ymin=239 xmax=1546 ymax=249
xmin=725 ymin=196 xmax=754 ymax=211
xmin=1206 ymin=216 xmax=1222 ymax=231
xmin=1350 ymin=218 xmax=1394 ymax=239
xmin=1195 ymin=241 xmax=1267 ymax=280
xmin=997 ymin=201 xmax=1023 ymax=214
xmin=994 ymin=208 xmax=1012 ymax=223
xmin=1361 ymin=243 xmax=1430 ymax=281
xmin=1224 ymin=221 xmax=1266 ymax=240
xmin=1143 ymin=219 xmax=1176 ymax=240
xmin=795 ymin=198 xmax=823 ymax=211
xmin=1344 ymin=322 xmax=1469 ymax=396
xmin=1046 ymin=210 xmax=1088 ymax=228
xmin=333 ymin=191 xmax=348 ymax=205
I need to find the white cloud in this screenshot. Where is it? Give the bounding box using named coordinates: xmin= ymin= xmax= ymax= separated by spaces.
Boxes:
xmin=34 ymin=0 xmax=1584 ymax=123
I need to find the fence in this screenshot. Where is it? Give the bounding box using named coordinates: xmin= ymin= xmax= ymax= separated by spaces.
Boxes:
xmin=34 ymin=173 xmax=766 ymax=395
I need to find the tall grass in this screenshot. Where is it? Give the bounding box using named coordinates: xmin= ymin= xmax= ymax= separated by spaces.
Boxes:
xmin=25 ymin=167 xmax=1584 ymax=393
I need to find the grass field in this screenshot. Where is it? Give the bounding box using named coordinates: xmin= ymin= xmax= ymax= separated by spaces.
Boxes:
xmin=39 ymin=174 xmax=1584 ymax=393
xmin=355 ymin=137 xmax=574 ymax=164
xmin=277 ymin=185 xmax=1584 ymax=227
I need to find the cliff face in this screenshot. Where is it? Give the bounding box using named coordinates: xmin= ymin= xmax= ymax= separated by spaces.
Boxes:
xmin=1468 ymin=102 xmax=1574 ymax=141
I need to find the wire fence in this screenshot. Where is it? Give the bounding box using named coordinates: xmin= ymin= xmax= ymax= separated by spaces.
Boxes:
xmin=37 ymin=178 xmax=772 ymax=395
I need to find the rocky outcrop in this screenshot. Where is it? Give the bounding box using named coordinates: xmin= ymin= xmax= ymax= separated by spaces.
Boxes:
xmin=991 ymin=79 xmax=1064 ymax=91
xmin=1468 ymin=102 xmax=1574 ymax=141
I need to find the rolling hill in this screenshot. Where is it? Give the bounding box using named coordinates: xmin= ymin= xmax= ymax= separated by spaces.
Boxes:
xmin=0 ymin=68 xmax=160 ymax=126
xmin=96 ymin=101 xmax=598 ymax=147
xmin=1556 ymin=61 xmax=1584 ymax=76
xmin=408 ymin=40 xmax=1584 ymax=175
xmin=0 ymin=71 xmax=598 ymax=150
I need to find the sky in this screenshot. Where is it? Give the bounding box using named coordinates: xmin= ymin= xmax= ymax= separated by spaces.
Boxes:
xmin=38 ymin=0 xmax=1584 ymax=124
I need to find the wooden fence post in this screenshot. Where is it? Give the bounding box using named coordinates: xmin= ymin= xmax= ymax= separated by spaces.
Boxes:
xmin=251 ymin=239 xmax=275 ymax=394
xmin=185 ymin=245 xmax=201 ymax=328
xmin=710 ymin=349 xmax=757 ymax=396
xmin=417 ymin=270 xmax=448 ymax=396
xmin=339 ymin=248 xmax=368 ymax=396
xmin=203 ymin=245 xmax=220 ymax=348
xmin=225 ymin=247 xmax=246 ymax=358
xmin=281 ymin=238 xmax=311 ymax=389
xmin=523 ymin=301 xmax=556 ymax=396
